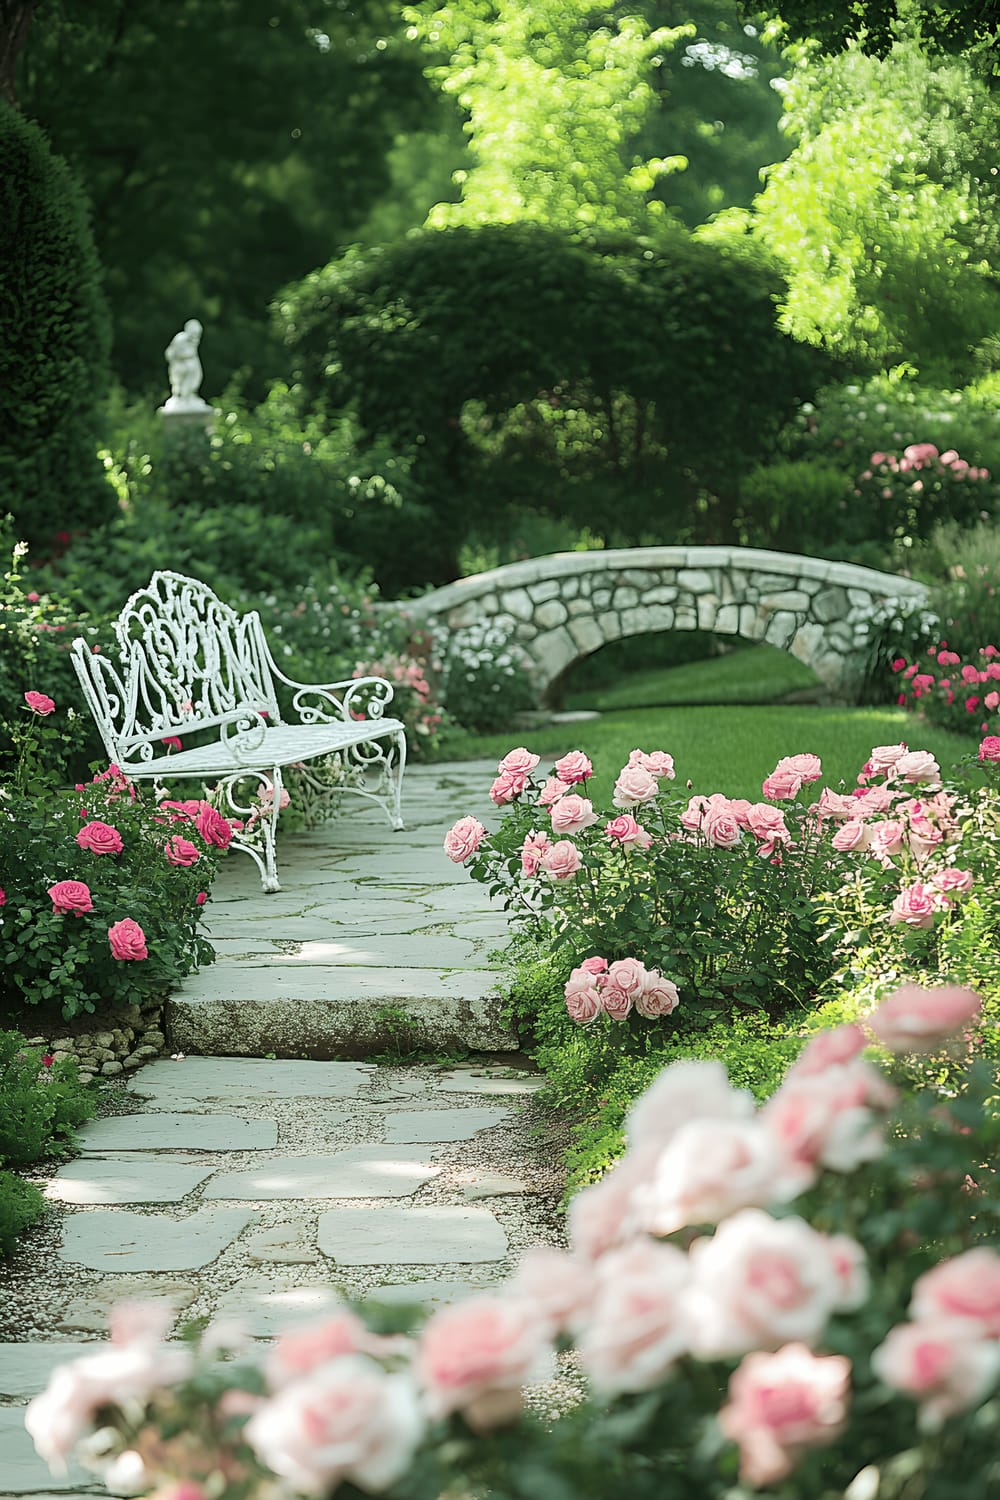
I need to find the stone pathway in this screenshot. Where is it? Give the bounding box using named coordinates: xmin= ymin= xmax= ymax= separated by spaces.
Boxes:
xmin=0 ymin=763 xmax=568 ymax=1499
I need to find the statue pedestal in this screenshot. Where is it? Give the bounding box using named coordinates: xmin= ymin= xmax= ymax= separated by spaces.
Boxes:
xmin=158 ymin=397 xmax=216 ymax=432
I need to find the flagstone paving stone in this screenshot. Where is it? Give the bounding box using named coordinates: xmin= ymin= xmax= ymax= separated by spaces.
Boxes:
xmin=203 ymin=1146 xmax=442 ymax=1200
xmin=370 ymin=1279 xmax=499 ymax=1310
xmin=54 ymin=1279 xmax=199 ymax=1335
xmin=129 ymin=1057 xmax=374 ymax=1105
xmin=0 ymin=1409 xmax=97 ymax=1495
xmin=436 ymin=1069 xmax=548 ymax=1096
xmin=212 ymin=1279 xmax=344 ymax=1336
xmin=244 ymin=1225 xmax=320 ymax=1265
xmin=383 ymin=1107 xmax=512 ymax=1143
xmin=77 ymin=1113 xmax=279 ymax=1152
xmin=60 ymin=1208 xmax=255 ymax=1273
xmin=317 ymin=1205 xmax=509 ymax=1265
xmin=45 ymin=1155 xmax=214 ymax=1206
xmin=0 ymin=1346 xmax=97 ymax=1401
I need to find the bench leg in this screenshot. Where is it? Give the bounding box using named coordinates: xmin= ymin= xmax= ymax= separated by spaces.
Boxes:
xmin=388 ymin=729 xmax=407 ymax=832
xmin=258 ymin=766 xmax=284 ymax=892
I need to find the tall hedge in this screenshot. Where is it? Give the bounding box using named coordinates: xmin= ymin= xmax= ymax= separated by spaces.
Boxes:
xmin=0 ymin=102 xmax=114 ymax=554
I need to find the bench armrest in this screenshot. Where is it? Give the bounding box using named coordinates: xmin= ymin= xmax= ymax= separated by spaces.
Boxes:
xmin=266 ymin=654 xmax=397 ymax=724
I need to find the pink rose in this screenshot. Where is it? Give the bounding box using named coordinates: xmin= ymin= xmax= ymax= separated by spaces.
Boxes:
xmin=774 ymin=752 xmax=822 ymax=783
xmin=444 ymin=816 xmax=487 ymax=863
xmin=520 ymin=829 xmax=551 ymax=876
xmin=869 ymin=819 xmax=906 ymax=865
xmin=540 ymin=839 xmax=582 ymax=881
xmin=626 ymin=1058 xmax=754 ymax=1153
xmin=538 ymin=776 xmax=571 ymax=806
xmin=553 ymin=750 xmax=593 ymax=784
xmin=195 ymin=891 xmax=207 ymax=905
xmin=579 ymin=956 xmax=608 ymax=975
xmin=814 ymin=787 xmax=855 ymax=822
xmin=979 ymin=735 xmax=1000 ymax=762
xmin=635 ymin=971 xmax=680 ymax=1020
xmin=567 ymin=1146 xmax=660 ymax=1261
xmin=786 ymin=1024 xmax=866 ymax=1079
xmin=416 ymin=1297 xmax=551 ymax=1430
xmin=931 ymin=867 xmax=974 ymax=898
xmin=108 ymin=918 xmax=148 ymax=961
xmin=244 ymin=1356 xmax=423 ymax=1491
xmin=745 ymin=803 xmax=791 ymax=846
xmin=892 ymin=749 xmax=941 ymax=785
xmin=24 ymin=690 xmax=56 ymax=715
xmin=197 ymin=805 xmax=233 ymax=849
xmin=870 ymin=1320 xmax=1000 ymax=1430
xmin=853 ymin=784 xmax=892 ymax=815
xmin=76 ymin=820 xmax=123 ymax=856
xmin=762 ymin=1062 xmax=894 ymax=1176
xmin=633 ymin=1119 xmax=795 ymax=1236
xmin=831 ymin=819 xmax=869 ymax=853
xmin=703 ymin=807 xmax=742 ymax=849
xmin=507 ymin=1246 xmax=595 ymax=1336
xmin=159 ymin=798 xmax=203 ymax=823
xmin=564 ymin=967 xmax=604 ymax=1025
xmin=498 ymin=747 xmax=540 ymax=775
xmin=867 ymin=984 xmax=982 ymax=1053
xmin=628 ymin=748 xmax=676 ymax=780
xmin=47 ymin=879 xmax=93 ymax=915
xmin=0 ymin=888 xmax=5 ymax=906
xmin=165 ymin=835 xmax=200 ymax=867
xmin=889 ymin=881 xmax=945 ymax=927
xmin=612 ymin=764 xmax=659 ymax=808
xmin=761 ymin=767 xmax=803 ymax=801
xmin=489 ymin=768 xmax=527 ymax=805
xmin=577 ymin=1240 xmax=690 ymax=1395
xmin=549 ymin=793 xmax=598 ymax=835
xmin=719 ymin=1344 xmax=851 ymax=1487
xmin=605 ymin=813 xmax=652 ymax=849
xmin=267 ymin=1311 xmax=401 ymax=1389
xmin=912 ymin=1249 xmax=1000 ymax=1336
xmin=604 ymin=957 xmax=648 ymax=1016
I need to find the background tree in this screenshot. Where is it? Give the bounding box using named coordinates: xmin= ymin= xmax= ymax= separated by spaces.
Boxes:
xmin=742 ymin=0 xmax=1000 ymax=60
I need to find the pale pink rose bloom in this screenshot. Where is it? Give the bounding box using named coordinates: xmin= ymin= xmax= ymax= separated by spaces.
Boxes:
xmin=687 ymin=1210 xmax=852 ymax=1358
xmin=601 ymin=983 xmax=634 ymax=1021
xmin=416 ymin=1297 xmax=552 ymax=1430
xmin=761 ymin=1064 xmax=891 ymax=1177
xmin=892 ymin=749 xmax=942 ymax=785
xmin=719 ymin=1343 xmax=851 ymax=1487
xmin=540 ymin=839 xmax=583 ymax=881
xmin=870 ymin=1319 xmax=1000 ymax=1431
xmin=869 ymin=819 xmax=906 ymax=865
xmin=567 ymin=1147 xmax=660 ymax=1261
xmin=827 ymin=1234 xmax=870 ymax=1311
xmin=498 ymin=747 xmax=540 ymax=775
xmin=489 ymin=768 xmax=527 ymax=805
xmin=814 ymin=788 xmax=855 ymax=822
xmin=537 ymin=775 xmax=571 ymax=806
xmin=507 ymin=1246 xmax=595 ymax=1335
xmin=108 ymin=918 xmax=148 ymax=961
xmin=577 ymin=1240 xmax=690 ymax=1395
xmin=605 ymin=813 xmax=652 ymax=849
xmin=869 ymin=742 xmax=908 ymax=773
xmin=932 ymin=867 xmax=974 ymax=897
xmin=786 ymin=1024 xmax=866 ymax=1079
xmin=564 ymin=968 xmax=604 ymax=1025
xmin=520 ymin=829 xmax=551 ymax=876
xmin=628 ymin=748 xmax=676 ymax=780
xmin=889 ymin=881 xmax=943 ymax=927
xmin=245 ymin=1356 xmax=423 ymax=1491
xmin=552 ymin=750 xmax=592 ymax=784
xmin=578 ymin=955 xmax=608 ymax=975
xmin=907 ymin=813 xmax=943 ymax=859
xmin=632 ymin=1119 xmax=800 ymax=1237
xmin=625 ymin=1058 xmax=754 ymax=1153
xmin=443 ymin=816 xmax=487 ymax=863
xmin=704 ymin=807 xmax=742 ymax=848
xmin=774 ymin=753 xmax=822 ymax=784
xmin=728 ymin=797 xmax=753 ymax=827
xmin=267 ymin=1310 xmax=403 ymax=1390
xmin=680 ymin=793 xmax=713 ymax=832
xmin=761 ymin=767 xmax=803 ymax=801
xmin=853 ymin=784 xmax=893 ymax=815
xmin=868 ymin=983 xmax=982 ymax=1053
xmin=107 ymin=1299 xmax=176 ymax=1347
xmin=912 ymin=1249 xmax=1000 ymax=1336
xmin=745 ymin=803 xmax=791 ymax=855
xmin=831 ymin=819 xmax=870 ymax=853
xmin=634 ymin=972 xmax=680 ymax=1020
xmin=605 ymin=958 xmax=647 ymax=999
xmin=612 ymin=764 xmax=659 ymax=807
xmin=549 ymin=793 xmax=598 ymax=834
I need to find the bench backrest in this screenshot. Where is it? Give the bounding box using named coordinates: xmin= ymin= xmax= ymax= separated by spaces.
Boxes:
xmin=71 ymin=571 xmax=280 ymax=766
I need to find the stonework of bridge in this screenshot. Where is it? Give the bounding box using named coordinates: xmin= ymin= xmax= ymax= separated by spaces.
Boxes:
xmin=404 ymin=546 xmax=929 ymax=702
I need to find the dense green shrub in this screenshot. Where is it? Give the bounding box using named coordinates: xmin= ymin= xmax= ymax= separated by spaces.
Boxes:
xmin=0 ymin=102 xmax=114 ymax=554
xmin=736 ymin=459 xmax=858 ymax=557
xmin=0 ymin=1172 xmax=45 ymax=1259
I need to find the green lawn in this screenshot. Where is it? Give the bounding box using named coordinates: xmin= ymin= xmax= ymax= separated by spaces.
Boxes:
xmin=564 ymin=644 xmax=818 ymax=712
xmin=435 ymin=704 xmax=973 ymax=804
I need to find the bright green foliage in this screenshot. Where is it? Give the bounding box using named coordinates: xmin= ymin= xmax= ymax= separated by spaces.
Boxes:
xmin=727 ymin=37 xmax=1000 ymax=380
xmin=0 ymin=1173 xmax=45 ymax=1259
xmin=405 ymin=0 xmax=692 ymax=232
xmin=750 ymin=0 xmax=1000 ymax=59
xmin=0 ymin=101 xmax=114 ymax=552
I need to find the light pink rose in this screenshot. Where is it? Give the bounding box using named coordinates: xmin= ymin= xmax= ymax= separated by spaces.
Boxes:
xmin=244 ymin=1355 xmax=423 ymax=1491
xmin=520 ymin=829 xmax=551 ymax=876
xmin=567 ymin=1147 xmax=659 ymax=1261
xmin=578 ymin=955 xmax=608 ymax=975
xmin=552 ymin=750 xmax=592 ymax=784
xmin=602 ymin=958 xmax=646 ymax=1019
xmin=774 ymin=753 xmax=822 ymax=784
xmin=577 ymin=1240 xmax=690 ymax=1395
xmin=911 ymin=1249 xmax=1000 ymax=1336
xmin=489 ymin=768 xmax=527 ymax=805
xmin=612 ymin=764 xmax=659 ymax=808
xmin=625 ymin=1058 xmax=754 ymax=1153
xmin=256 ymin=781 xmax=291 ymax=815
xmin=108 ymin=918 xmax=148 ymax=961
xmin=605 ymin=813 xmax=652 ymax=849
xmin=932 ymin=867 xmax=974 ymax=897
xmin=762 ymin=1062 xmax=894 ymax=1176
xmin=549 ymin=793 xmax=598 ymax=834
xmin=601 ymin=985 xmax=634 ymax=1021
xmin=889 ymin=881 xmax=944 ymax=927
xmin=892 ymin=749 xmax=941 ymax=785
xmin=870 ymin=819 xmax=906 ymax=864
xmin=564 ymin=968 xmax=604 ymax=1025
xmin=266 ymin=1311 xmax=403 ymax=1389
xmin=538 ymin=776 xmax=571 ymax=806
xmin=416 ymin=1297 xmax=552 ymax=1430
xmin=786 ymin=1024 xmax=866 ymax=1079
xmin=868 ymin=742 xmax=909 ymax=774
xmin=634 ymin=971 xmax=680 ymax=1020
xmin=498 ymin=747 xmax=540 ymax=775
xmin=197 ymin=805 xmax=233 ymax=849
xmin=870 ymin=1319 xmax=1000 ymax=1431
xmin=831 ymin=819 xmax=870 ymax=853
xmin=761 ymin=767 xmax=803 ymax=801
xmin=47 ymin=880 xmax=93 ymax=915
xmin=814 ymin=788 xmax=855 ymax=822
xmin=704 ymin=807 xmax=742 ymax=848
xmin=76 ymin=820 xmax=123 ymax=856
xmin=746 ymin=803 xmax=791 ymax=845
xmin=633 ymin=1119 xmax=798 ymax=1236
xmin=507 ymin=1246 xmax=595 ymax=1335
xmin=628 ymin=748 xmax=676 ymax=780
xmin=444 ymin=816 xmax=487 ymax=863
xmin=24 ymin=690 xmax=56 ymax=715
xmin=165 ymin=835 xmax=200 ymax=867
xmin=687 ymin=1210 xmax=853 ymax=1358
xmin=540 ymin=839 xmax=582 ymax=880
xmin=853 ymin=784 xmax=893 ymax=815
xmin=867 ymin=984 xmax=982 ymax=1053
xmin=907 ymin=812 xmax=943 ymax=859
xmin=827 ymin=1233 xmax=870 ymax=1311
xmin=718 ymin=1344 xmax=851 ymax=1487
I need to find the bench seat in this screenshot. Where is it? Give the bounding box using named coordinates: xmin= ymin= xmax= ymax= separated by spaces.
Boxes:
xmin=122 ymin=718 xmax=406 ymax=781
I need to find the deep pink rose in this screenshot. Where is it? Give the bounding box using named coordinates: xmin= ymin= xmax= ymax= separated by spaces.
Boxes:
xmin=870 ymin=1320 xmax=1000 ymax=1430
xmin=197 ymin=805 xmax=234 ymax=849
xmin=108 ymin=919 xmax=148 ymax=961
xmin=979 ymin=735 xmax=1000 ymax=762
xmin=612 ymin=764 xmax=659 ymax=808
xmin=889 ymin=882 xmax=943 ymax=928
xmin=538 ymin=776 xmax=571 ymax=806
xmin=24 ymin=690 xmax=56 ymax=715
xmin=416 ymin=1297 xmax=551 ymax=1431
xmin=195 ymin=891 xmax=208 ymax=906
xmin=627 ymin=748 xmax=676 ymax=780
xmin=867 ymin=984 xmax=982 ymax=1053
xmin=605 ymin=814 xmax=652 ymax=849
xmin=498 ymin=747 xmax=540 ymax=775
xmin=159 ymin=798 xmax=204 ymax=823
xmin=540 ymin=839 xmax=582 ymax=880
xmin=489 ymin=768 xmax=527 ymax=805
xmin=553 ymin=750 xmax=593 ymax=784
xmin=912 ymin=1249 xmax=1000 ymax=1337
xmin=564 ymin=968 xmax=604 ymax=1024
xmin=165 ymin=835 xmax=200 ymax=867
xmin=48 ymin=880 xmax=93 ymax=915
xmin=761 ymin=767 xmax=803 ymax=801
xmin=549 ymin=793 xmax=598 ymax=834
xmin=0 ymin=887 xmax=5 ymax=907
xmin=76 ymin=821 xmax=123 ymax=856
xmin=443 ymin=816 xmax=487 ymax=863
xmin=719 ymin=1344 xmax=851 ymax=1487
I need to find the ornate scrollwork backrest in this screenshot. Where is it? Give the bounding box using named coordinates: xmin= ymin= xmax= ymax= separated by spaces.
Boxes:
xmin=75 ymin=572 xmax=280 ymax=762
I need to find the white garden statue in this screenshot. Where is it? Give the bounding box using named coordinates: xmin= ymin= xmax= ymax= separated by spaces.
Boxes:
xmin=159 ymin=318 xmax=214 ymax=418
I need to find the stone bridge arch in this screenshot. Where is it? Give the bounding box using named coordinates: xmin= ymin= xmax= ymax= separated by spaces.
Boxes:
xmin=404 ymin=547 xmax=928 ymax=702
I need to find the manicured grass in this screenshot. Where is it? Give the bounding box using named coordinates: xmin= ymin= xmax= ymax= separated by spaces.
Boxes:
xmin=435 ymin=704 xmax=974 ymax=804
xmin=564 ymin=645 xmax=818 ymax=712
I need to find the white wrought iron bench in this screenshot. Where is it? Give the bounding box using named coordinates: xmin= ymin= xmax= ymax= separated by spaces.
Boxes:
xmin=70 ymin=571 xmax=406 ymax=892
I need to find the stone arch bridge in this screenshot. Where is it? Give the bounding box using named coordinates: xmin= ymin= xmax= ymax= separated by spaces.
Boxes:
xmin=404 ymin=547 xmax=928 ymax=702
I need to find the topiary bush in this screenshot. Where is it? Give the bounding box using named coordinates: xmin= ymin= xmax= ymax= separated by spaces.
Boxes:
xmin=0 ymin=101 xmax=115 ymax=555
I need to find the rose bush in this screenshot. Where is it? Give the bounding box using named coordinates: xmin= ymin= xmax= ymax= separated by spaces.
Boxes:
xmin=26 ymin=984 xmax=1000 ymax=1499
